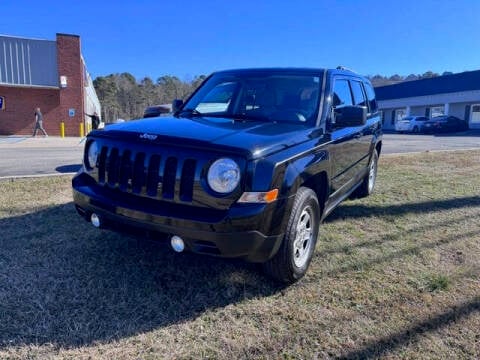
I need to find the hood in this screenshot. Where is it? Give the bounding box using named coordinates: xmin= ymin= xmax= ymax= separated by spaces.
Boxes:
xmin=97 ymin=116 xmax=319 ymax=159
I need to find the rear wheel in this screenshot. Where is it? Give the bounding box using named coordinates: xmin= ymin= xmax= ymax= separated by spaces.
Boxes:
xmin=354 ymin=149 xmax=378 ymax=198
xmin=263 ymin=187 xmax=320 ymax=283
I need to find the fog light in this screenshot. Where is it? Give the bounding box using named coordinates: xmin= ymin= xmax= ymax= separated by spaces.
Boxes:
xmin=90 ymin=213 xmax=101 ymax=228
xmin=171 ymin=235 xmax=185 ymax=252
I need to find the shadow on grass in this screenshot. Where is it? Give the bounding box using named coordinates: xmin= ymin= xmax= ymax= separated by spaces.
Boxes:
xmin=319 ymin=213 xmax=474 ymax=257
xmin=0 ymin=203 xmax=282 ymax=348
xmin=328 ymin=195 xmax=480 ymax=221
xmin=319 ymin=228 xmax=479 ymax=277
xmin=339 ymin=296 xmax=480 ymax=359
xmin=319 ymin=195 xmax=480 ymax=276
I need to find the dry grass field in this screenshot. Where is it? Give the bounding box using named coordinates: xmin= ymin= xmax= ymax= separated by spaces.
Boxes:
xmin=0 ymin=150 xmax=479 ymax=359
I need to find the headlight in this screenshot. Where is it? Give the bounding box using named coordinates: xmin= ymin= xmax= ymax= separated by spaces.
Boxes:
xmin=207 ymin=158 xmax=240 ymax=193
xmin=86 ymin=140 xmax=98 ymax=170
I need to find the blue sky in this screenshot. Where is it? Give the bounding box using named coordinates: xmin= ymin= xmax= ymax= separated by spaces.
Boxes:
xmin=1 ymin=0 xmax=479 ymax=81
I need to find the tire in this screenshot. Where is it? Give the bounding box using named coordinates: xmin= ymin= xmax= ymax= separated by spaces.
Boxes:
xmin=263 ymin=187 xmax=320 ymax=283
xmin=354 ymin=149 xmax=378 ymax=198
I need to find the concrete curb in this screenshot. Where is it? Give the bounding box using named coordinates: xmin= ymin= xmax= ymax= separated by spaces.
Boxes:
xmin=0 ymin=172 xmax=77 ymax=181
xmin=0 ymin=136 xmax=85 ymax=148
xmin=382 ymin=148 xmax=480 ymax=156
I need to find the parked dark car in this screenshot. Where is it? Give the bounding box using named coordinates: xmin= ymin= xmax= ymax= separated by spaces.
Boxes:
xmin=72 ymin=67 xmax=382 ymax=283
xmin=421 ymin=115 xmax=468 ymax=133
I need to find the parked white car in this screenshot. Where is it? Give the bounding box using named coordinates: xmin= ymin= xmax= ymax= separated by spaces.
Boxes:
xmin=395 ymin=116 xmax=429 ymax=133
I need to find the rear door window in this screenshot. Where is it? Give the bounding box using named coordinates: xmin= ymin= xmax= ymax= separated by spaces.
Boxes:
xmin=363 ymin=83 xmax=378 ymax=113
xmin=350 ymin=80 xmax=367 ymax=107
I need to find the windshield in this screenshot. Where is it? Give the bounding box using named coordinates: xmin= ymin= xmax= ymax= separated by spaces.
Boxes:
xmin=180 ymin=72 xmax=322 ymax=124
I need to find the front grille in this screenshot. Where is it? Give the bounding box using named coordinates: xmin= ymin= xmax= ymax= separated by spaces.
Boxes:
xmin=97 ymin=146 xmax=198 ymax=203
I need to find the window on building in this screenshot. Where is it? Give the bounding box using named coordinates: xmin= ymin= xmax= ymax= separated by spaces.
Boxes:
xmin=431 ymin=106 xmax=445 ymax=117
xmin=393 ymin=108 xmax=407 ymax=124
xmin=471 ymin=104 xmax=480 ymax=124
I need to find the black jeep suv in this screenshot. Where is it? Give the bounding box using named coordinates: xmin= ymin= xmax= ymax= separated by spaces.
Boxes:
xmin=73 ymin=68 xmax=382 ymax=283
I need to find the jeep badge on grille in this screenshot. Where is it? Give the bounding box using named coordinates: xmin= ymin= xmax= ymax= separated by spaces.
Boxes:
xmin=139 ymin=133 xmax=158 ymax=140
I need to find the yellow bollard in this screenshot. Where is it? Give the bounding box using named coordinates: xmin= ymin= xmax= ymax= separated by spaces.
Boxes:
xmin=80 ymin=122 xmax=84 ymax=137
xmin=60 ymin=122 xmax=65 ymax=138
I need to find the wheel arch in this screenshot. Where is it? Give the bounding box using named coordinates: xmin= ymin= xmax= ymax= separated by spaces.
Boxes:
xmin=299 ymin=171 xmax=329 ymax=216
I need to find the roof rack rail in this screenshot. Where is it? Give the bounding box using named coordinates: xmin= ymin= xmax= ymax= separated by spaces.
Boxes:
xmin=336 ymin=65 xmax=354 ymax=71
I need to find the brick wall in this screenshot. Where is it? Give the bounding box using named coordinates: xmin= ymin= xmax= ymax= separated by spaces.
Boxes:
xmin=0 ymin=86 xmax=60 ymax=135
xmin=56 ymin=33 xmax=84 ymax=136
xmin=0 ymin=33 xmax=85 ymax=136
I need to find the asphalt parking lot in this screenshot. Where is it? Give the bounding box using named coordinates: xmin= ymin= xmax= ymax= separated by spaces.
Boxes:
xmin=0 ymin=131 xmax=479 ymax=178
xmin=381 ymin=130 xmax=480 ymax=154
xmin=0 ymin=136 xmax=84 ymax=178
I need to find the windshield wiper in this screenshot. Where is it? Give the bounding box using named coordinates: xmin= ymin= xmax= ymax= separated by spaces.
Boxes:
xmin=230 ymin=113 xmax=269 ymax=122
xmin=178 ymin=108 xmax=203 ymax=118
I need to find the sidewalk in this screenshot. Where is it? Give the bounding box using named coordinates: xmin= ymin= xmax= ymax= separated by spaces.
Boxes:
xmin=0 ymin=136 xmax=85 ymax=148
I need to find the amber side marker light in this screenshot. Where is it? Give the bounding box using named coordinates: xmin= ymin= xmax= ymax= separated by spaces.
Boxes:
xmin=238 ymin=189 xmax=279 ymax=203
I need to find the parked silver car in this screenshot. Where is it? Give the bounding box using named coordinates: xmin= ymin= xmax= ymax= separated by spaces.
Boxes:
xmin=395 ymin=116 xmax=429 ymax=133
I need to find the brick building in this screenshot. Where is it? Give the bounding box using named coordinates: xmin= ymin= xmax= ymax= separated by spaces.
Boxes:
xmin=0 ymin=33 xmax=100 ymax=136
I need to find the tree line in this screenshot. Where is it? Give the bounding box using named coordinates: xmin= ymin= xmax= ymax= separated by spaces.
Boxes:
xmin=367 ymin=71 xmax=453 ymax=87
xmin=93 ymin=70 xmax=453 ymax=122
xmin=93 ymin=73 xmax=206 ymax=122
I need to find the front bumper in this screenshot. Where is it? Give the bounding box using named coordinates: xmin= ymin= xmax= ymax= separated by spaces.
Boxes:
xmin=72 ymin=173 xmax=288 ymax=262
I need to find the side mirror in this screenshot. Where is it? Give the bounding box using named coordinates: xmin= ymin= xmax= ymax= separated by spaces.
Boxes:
xmin=334 ymin=106 xmax=367 ymax=127
xmin=172 ymin=99 xmax=184 ymax=113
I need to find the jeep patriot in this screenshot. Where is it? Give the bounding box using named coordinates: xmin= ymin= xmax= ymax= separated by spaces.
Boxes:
xmin=72 ymin=67 xmax=382 ymax=283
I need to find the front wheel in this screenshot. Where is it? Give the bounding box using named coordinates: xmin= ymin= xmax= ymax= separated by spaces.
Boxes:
xmin=263 ymin=187 xmax=320 ymax=283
